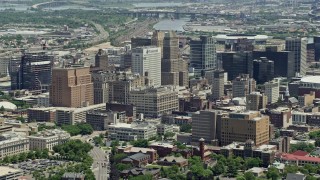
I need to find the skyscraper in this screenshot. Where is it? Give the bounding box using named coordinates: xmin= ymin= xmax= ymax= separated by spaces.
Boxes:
xmin=285 ymin=37 xmax=307 ymax=75
xmin=211 ymin=70 xmax=225 ymax=100
xmin=253 ymin=57 xmax=274 ymax=84
xmin=18 ymin=51 xmax=53 ymax=92
xmin=151 ymin=30 xmax=165 ymax=58
xmin=264 ymin=79 xmax=280 ymax=104
xmin=50 ymin=66 xmax=93 ymax=108
xmin=220 ymin=51 xmax=253 ymax=81
xmin=190 ymin=36 xmax=217 ymax=76
xmin=232 ymin=74 xmax=256 ymax=98
xmin=131 ymin=46 xmax=161 ymax=86
xmin=95 ymin=49 xmax=109 ymax=71
xmin=161 ymin=31 xmax=188 ymax=87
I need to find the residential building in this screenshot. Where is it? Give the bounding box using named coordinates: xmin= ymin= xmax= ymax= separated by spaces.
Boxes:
xmin=192 ymin=110 xmax=221 ymax=143
xmin=86 ymin=110 xmax=126 ymax=130
xmin=253 ymin=48 xmax=295 ymax=78
xmin=14 ymin=51 xmax=54 ymax=92
xmin=55 ymin=103 xmax=106 ymax=125
xmin=132 ymin=46 xmax=161 ymax=86
xmin=28 ymin=129 xmax=70 ymax=151
xmin=107 ymin=121 xmax=157 ymax=141
xmin=220 ymin=111 xmax=270 ymax=146
xmin=190 ymin=36 xmax=217 ymax=76
xmin=129 ymin=87 xmax=178 ymax=118
xmin=253 ymin=57 xmax=274 ymax=84
xmin=220 ymin=51 xmax=253 ymax=81
xmin=285 ymin=37 xmax=307 ymax=75
xmin=0 ymin=166 xmax=23 ymax=180
xmin=50 ymin=66 xmax=93 ymax=108
xmin=232 ymin=74 xmax=256 ymax=98
xmin=264 ymin=79 xmax=280 ymax=104
xmin=0 ymin=132 xmax=29 ymax=159
xmin=246 ymin=92 xmax=268 ymax=111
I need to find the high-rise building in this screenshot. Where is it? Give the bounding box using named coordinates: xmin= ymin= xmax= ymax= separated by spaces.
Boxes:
xmin=285 ymin=37 xmax=307 ymax=75
xmin=161 ymin=31 xmax=188 ymax=87
xmin=211 ymin=70 xmax=225 ymax=100
xmin=129 ymin=86 xmax=178 ymax=118
xmin=246 ymin=92 xmax=268 ymax=111
xmin=192 ymin=110 xmax=221 ymax=143
xmin=9 ymin=57 xmax=21 ymax=90
xmin=132 ymin=46 xmax=161 ymax=86
xmin=92 ymin=71 xmax=112 ymax=104
xmin=314 ymin=37 xmax=320 ymax=62
xmin=232 ymin=74 xmax=256 ymax=98
xmin=220 ymin=51 xmax=253 ymax=81
xmin=50 ymin=66 xmax=93 ymax=108
xmin=190 ymin=36 xmax=217 ymax=76
xmin=253 ymin=48 xmax=295 ymax=78
xmin=253 ymin=57 xmax=274 ymax=84
xmin=220 ymin=111 xmax=270 ymax=146
xmin=95 ymin=49 xmax=109 ymax=71
xmin=0 ymin=57 xmax=10 ymax=77
xmin=131 ymin=37 xmax=152 ymax=49
xmin=151 ymin=30 xmax=165 ymax=57
xmin=14 ymin=51 xmax=54 ymax=92
xmin=264 ymin=79 xmax=280 ymax=104
xmin=120 ymin=52 xmax=132 ymax=70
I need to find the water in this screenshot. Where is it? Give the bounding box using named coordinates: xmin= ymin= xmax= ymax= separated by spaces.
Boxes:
xmin=153 ymin=19 xmax=189 ymax=32
xmin=133 ymin=2 xmax=183 ymax=8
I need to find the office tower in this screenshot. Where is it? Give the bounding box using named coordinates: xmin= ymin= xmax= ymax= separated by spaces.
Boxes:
xmin=0 ymin=57 xmax=10 ymax=77
xmin=225 ymin=38 xmax=254 ymax=52
xmin=151 ymin=30 xmax=165 ymax=57
xmin=95 ymin=49 xmax=109 ymax=71
xmin=285 ymin=37 xmax=307 ymax=75
xmin=50 ymin=66 xmax=93 ymax=108
xmin=129 ymin=87 xmax=178 ymax=118
xmin=232 ymin=74 xmax=256 ymax=98
xmin=264 ymin=79 xmax=280 ymax=104
xmin=120 ymin=52 xmax=132 ymax=70
xmin=314 ymin=37 xmax=320 ymax=62
xmin=192 ymin=110 xmax=221 ymax=143
xmin=161 ymin=31 xmax=188 ymax=87
xmin=253 ymin=57 xmax=274 ymax=84
xmin=17 ymin=52 xmax=53 ymax=92
xmin=220 ymin=111 xmax=269 ymax=146
xmin=220 ymin=51 xmax=253 ymax=81
xmin=211 ymin=70 xmax=225 ymax=100
xmin=253 ymin=48 xmax=295 ymax=78
xmin=92 ymin=72 xmax=111 ymax=104
xmin=132 ymin=46 xmax=161 ymax=86
xmin=307 ymin=43 xmax=315 ymax=63
xmin=9 ymin=57 xmax=20 ymax=90
xmin=246 ymin=92 xmax=268 ymax=111
xmin=131 ymin=37 xmax=152 ymax=49
xmin=190 ymin=36 xmax=217 ymax=76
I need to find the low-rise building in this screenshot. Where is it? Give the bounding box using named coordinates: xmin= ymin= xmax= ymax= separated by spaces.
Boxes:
xmin=156 ymin=124 xmax=174 ymax=135
xmin=0 ymin=166 xmax=23 ymax=180
xmin=0 ymin=132 xmax=29 ymax=159
xmin=117 ymin=146 xmax=157 ymax=163
xmin=267 ymin=107 xmax=292 ymax=128
xmin=27 ymin=107 xmax=56 ymax=122
xmin=86 ymin=110 xmax=125 ymax=130
xmin=121 ymin=153 xmax=150 ymax=167
xmin=61 ymin=172 xmax=85 ymax=180
xmin=28 ymin=129 xmax=70 ymax=151
xmin=107 ymin=121 xmax=157 ymax=141
xmin=157 ymin=156 xmax=188 ymax=167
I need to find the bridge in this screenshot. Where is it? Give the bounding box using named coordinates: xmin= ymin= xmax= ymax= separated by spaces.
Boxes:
xmin=115 ymin=10 xmax=236 ymax=20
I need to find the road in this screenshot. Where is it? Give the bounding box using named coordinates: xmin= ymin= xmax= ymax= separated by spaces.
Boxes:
xmin=89 ymin=146 xmax=110 ymax=180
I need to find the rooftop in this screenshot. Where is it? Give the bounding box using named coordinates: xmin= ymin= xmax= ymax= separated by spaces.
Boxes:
xmin=300 ymin=76 xmax=320 ymax=84
xmin=0 ymin=166 xmax=22 ymax=177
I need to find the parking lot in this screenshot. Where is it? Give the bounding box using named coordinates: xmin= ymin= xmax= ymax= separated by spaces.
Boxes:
xmin=11 ymin=159 xmax=67 ymax=174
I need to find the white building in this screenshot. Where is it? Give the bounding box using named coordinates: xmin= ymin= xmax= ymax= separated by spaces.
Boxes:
xmin=132 ymin=46 xmax=161 ymax=86
xmin=107 ymin=121 xmax=157 ymax=141
xmin=28 ymin=129 xmax=70 ymax=151
xmin=264 ymin=79 xmax=280 ymax=104
xmin=0 ymin=132 xmax=29 ymax=160
xmin=0 ymin=166 xmax=23 ymax=180
xmin=292 ymin=111 xmax=310 ymax=124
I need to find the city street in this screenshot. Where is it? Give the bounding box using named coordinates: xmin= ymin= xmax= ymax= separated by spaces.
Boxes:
xmin=89 ymin=146 xmax=110 ymax=180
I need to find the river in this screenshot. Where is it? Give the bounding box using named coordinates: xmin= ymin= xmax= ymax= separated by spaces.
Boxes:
xmin=153 ymin=19 xmax=189 ymax=32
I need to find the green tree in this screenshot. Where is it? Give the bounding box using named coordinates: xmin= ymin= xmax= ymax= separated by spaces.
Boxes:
xmin=11 ymin=155 xmax=18 ymax=163
xmin=0 ymin=106 xmax=5 ymax=112
xmin=180 ymin=124 xmax=191 ymax=133
xmin=18 ymin=152 xmax=27 ymax=162
xmin=244 ymin=158 xmax=262 ymax=169
xmin=266 ymin=167 xmax=280 ymax=180
xmin=131 ymin=139 xmax=149 ymax=148
xmin=244 ymin=172 xmax=256 ymax=180
xmin=164 ymin=132 xmax=175 ymax=139
xmin=116 ymin=163 xmax=132 ymax=171
xmin=226 ymin=159 xmax=238 ymax=177
xmin=212 ymin=161 xmax=226 ymax=176
xmin=129 ymin=174 xmax=153 ymax=180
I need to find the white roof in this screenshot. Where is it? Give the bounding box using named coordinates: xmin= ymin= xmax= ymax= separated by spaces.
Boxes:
xmin=215 ymin=34 xmax=268 ymax=40
xmin=0 ymin=166 xmax=22 ymax=176
xmin=300 ymin=76 xmax=320 ymax=84
xmin=0 ymin=101 xmax=17 ymax=110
